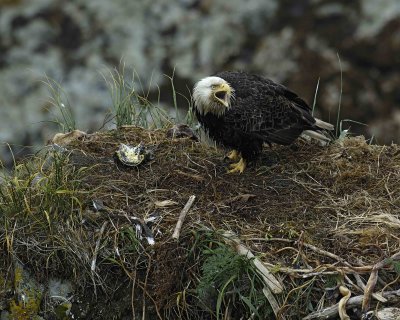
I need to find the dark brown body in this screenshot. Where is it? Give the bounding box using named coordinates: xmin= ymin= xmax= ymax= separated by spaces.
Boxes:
xmin=196 ymin=71 xmax=323 ymax=161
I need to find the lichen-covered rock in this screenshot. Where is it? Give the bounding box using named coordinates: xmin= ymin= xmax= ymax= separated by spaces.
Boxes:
xmin=7 ymin=262 xmax=44 ymax=320
xmin=0 ymin=271 xmax=13 ymax=316
xmin=376 ymin=307 xmax=400 ymax=320
xmin=47 ymin=278 xmax=73 ymax=320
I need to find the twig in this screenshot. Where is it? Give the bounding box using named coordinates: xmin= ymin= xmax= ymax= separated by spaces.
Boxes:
xmin=142 ymin=254 xmax=152 ymax=320
xmin=262 ymin=263 xmax=363 ymax=277
xmin=264 ymin=238 xmax=393 ymax=273
xmin=262 ymin=286 xmax=286 ymax=320
xmin=362 ymin=250 xmax=400 ymax=313
xmin=222 ymin=231 xmax=283 ymax=294
xmin=222 ymin=231 xmax=285 ymax=318
xmin=174 ymin=169 xmax=206 ymax=182
xmin=131 ymin=256 xmax=140 ymax=320
xmin=136 ymin=281 xmax=163 ymax=320
xmin=338 ymin=286 xmax=351 ymax=320
xmin=91 ymin=221 xmax=108 ymax=273
xmin=303 ymin=289 xmax=400 ymax=320
xmin=347 ymin=272 xmax=387 ymax=304
xmin=362 ymin=270 xmax=378 ymax=314
xmin=172 ymin=195 xmax=196 ymax=240
xmin=91 ymin=221 xmax=108 ymax=295
xmin=301 ymin=242 xmax=350 ymax=266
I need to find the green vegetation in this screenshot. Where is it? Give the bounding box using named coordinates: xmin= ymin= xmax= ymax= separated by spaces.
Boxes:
xmin=43 ymin=76 xmax=77 ymax=133
xmin=8 ymin=263 xmax=43 ymax=320
xmin=193 ymin=230 xmax=273 ymax=320
xmin=103 ymin=64 xmax=173 ymax=129
xmin=43 ymin=65 xmax=196 ymax=136
xmin=0 ymin=149 xmax=86 ymax=226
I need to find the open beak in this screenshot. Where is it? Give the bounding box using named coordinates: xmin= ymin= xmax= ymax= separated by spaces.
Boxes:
xmin=214 ymin=83 xmax=231 ymax=107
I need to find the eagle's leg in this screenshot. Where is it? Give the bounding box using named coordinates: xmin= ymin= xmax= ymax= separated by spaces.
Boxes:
xmin=227 ymin=157 xmax=246 ymax=174
xmin=226 ymin=149 xmax=240 ymax=162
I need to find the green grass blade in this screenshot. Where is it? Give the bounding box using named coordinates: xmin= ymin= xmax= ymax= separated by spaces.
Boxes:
xmin=336 ymin=53 xmax=343 ymax=137
xmin=216 ymin=275 xmax=236 ymax=320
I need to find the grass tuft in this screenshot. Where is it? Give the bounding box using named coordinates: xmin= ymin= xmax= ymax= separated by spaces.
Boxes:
xmin=103 ymin=63 xmax=173 ymax=129
xmin=311 ymin=77 xmax=320 ymax=116
xmin=0 ymin=148 xmax=86 ymax=227
xmin=0 ymin=148 xmax=90 ymax=289
xmin=335 ymin=53 xmax=343 ymax=138
xmin=42 ymin=76 xmax=76 ymax=133
xmin=192 ymin=229 xmax=273 ymax=320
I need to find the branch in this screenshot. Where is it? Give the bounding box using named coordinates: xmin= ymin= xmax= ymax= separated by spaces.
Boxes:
xmin=172 ymin=195 xmax=196 ymax=240
xmin=362 ymin=250 xmax=400 ymax=313
xmin=222 ymin=231 xmax=283 ymax=294
xmin=222 ymin=231 xmax=286 ymax=319
xmin=303 ymin=289 xmax=400 ymax=320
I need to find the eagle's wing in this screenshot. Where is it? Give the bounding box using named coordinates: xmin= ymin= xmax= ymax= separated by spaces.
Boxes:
xmin=220 ymin=73 xmax=316 ymax=145
xmin=224 ymin=97 xmax=306 ymax=145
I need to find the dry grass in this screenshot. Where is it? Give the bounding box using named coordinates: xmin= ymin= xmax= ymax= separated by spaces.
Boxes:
xmin=1 ymin=127 xmax=400 ymax=319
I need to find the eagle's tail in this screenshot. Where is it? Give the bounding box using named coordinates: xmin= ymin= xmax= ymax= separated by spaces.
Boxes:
xmin=303 ymin=118 xmax=334 ymax=143
xmin=303 ymin=130 xmax=331 ymax=143
xmin=315 ymin=118 xmax=334 ymax=131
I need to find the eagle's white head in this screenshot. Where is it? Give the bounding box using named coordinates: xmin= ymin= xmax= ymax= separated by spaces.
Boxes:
xmin=193 ymin=76 xmax=234 ymax=117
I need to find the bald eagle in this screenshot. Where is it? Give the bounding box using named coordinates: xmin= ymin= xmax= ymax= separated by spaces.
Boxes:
xmin=193 ymin=71 xmax=333 ymax=173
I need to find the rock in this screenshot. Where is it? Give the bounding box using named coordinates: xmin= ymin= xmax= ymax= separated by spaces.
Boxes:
xmin=50 ymin=130 xmax=87 ymax=146
xmin=47 ymin=278 xmax=74 ymax=320
xmin=8 ymin=262 xmax=44 ymax=320
xmin=376 ymin=307 xmax=400 ymax=320
xmin=166 ymin=124 xmax=197 ymax=140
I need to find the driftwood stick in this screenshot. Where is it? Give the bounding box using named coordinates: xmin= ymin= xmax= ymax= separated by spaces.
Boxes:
xmin=222 ymin=231 xmax=285 ymax=319
xmin=362 ymin=270 xmax=378 ymax=313
xmin=222 ymin=231 xmax=283 ymax=294
xmin=262 ymin=286 xmax=286 ymax=320
xmin=362 ymin=250 xmax=400 ymax=313
xmin=172 ymin=195 xmax=196 ymax=240
xmin=303 ymin=289 xmax=400 ymax=320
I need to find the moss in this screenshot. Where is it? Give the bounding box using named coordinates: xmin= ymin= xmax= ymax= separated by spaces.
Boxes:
xmin=0 ymin=271 xmax=13 ymax=291
xmin=54 ymin=302 xmax=72 ymax=320
xmin=8 ymin=264 xmax=43 ymax=320
xmin=9 ymin=292 xmax=42 ymax=320
xmin=13 ymin=266 xmax=23 ymax=289
xmin=0 ymin=271 xmax=13 ymax=311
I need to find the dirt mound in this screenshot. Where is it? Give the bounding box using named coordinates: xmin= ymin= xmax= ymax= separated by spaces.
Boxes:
xmin=1 ymin=126 xmax=400 ymax=319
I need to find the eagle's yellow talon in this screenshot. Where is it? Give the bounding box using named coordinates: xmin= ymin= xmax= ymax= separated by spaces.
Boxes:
xmin=226 ymin=150 xmax=240 ymax=162
xmin=229 ymin=162 xmax=237 ymax=169
xmin=227 ymin=158 xmax=246 ymax=174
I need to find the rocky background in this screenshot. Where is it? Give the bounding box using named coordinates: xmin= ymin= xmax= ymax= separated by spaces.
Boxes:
xmin=0 ymin=0 xmax=399 ymax=166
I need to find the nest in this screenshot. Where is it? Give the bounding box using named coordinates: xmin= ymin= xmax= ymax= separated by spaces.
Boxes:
xmin=1 ymin=126 xmax=400 ymax=319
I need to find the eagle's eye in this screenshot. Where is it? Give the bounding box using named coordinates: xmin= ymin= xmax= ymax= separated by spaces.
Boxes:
xmin=211 ymin=84 xmax=218 ymax=90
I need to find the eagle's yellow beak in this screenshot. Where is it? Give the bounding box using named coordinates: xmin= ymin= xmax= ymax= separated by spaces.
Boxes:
xmin=213 ymin=83 xmax=231 ymax=108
